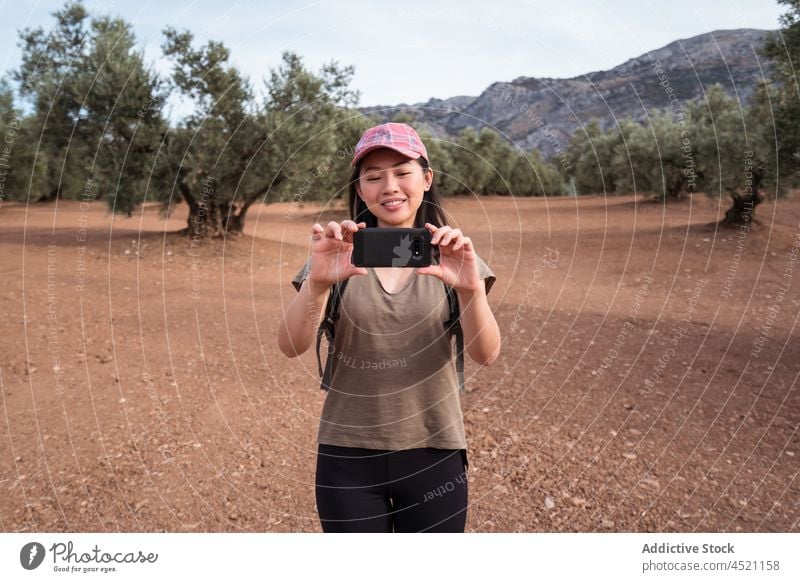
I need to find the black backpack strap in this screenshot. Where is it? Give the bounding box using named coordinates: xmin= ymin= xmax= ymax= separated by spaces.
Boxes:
xmin=316 ymin=277 xmax=463 ymax=394
xmin=316 ymin=278 xmax=349 ymax=391
xmin=443 ymin=284 xmax=465 ymax=394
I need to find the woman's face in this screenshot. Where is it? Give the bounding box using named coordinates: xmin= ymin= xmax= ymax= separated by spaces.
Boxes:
xmin=355 ymin=148 xmax=433 ymax=229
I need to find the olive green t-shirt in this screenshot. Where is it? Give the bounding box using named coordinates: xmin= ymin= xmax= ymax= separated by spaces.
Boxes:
xmin=291 ymin=253 xmax=496 ymax=451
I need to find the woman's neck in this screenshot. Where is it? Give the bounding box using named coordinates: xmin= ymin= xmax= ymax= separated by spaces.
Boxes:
xmin=377 ymin=218 xmax=415 ymax=228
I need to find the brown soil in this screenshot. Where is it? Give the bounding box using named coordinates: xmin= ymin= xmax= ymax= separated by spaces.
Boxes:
xmin=1 ymin=193 xmax=798 ymax=532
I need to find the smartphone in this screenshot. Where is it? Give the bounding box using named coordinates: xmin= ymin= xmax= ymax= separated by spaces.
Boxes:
xmin=352 ymin=227 xmax=432 ymax=268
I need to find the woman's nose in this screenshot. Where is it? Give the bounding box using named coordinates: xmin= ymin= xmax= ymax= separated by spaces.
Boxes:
xmin=383 ymin=175 xmax=399 ymax=193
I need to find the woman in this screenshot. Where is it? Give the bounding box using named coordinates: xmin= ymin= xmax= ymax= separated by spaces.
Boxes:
xmin=277 ymin=122 xmax=501 ymax=532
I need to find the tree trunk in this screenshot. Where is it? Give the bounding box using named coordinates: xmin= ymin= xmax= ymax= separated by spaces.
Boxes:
xmin=178 ymin=174 xmax=279 ymax=238
xmin=226 ymin=180 xmax=278 ymax=235
xmin=39 ymin=184 xmax=61 ymax=202
xmin=184 ymin=198 xmax=233 ymax=238
xmin=722 ymin=173 xmax=762 ymax=226
xmin=175 ymin=171 xmax=225 ymax=238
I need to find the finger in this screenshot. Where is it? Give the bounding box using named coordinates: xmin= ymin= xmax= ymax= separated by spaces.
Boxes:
xmin=431 ymin=225 xmax=451 ymax=245
xmin=341 ymin=221 xmax=359 ymax=242
xmin=453 ymin=236 xmax=471 ymax=251
xmin=349 ymin=265 xmax=368 ymax=277
xmin=440 ymin=229 xmax=461 ymax=247
xmin=325 ymin=221 xmax=343 ymax=240
xmin=416 ymin=264 xmax=443 ymax=279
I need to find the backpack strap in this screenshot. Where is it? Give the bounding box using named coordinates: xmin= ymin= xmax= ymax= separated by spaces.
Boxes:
xmin=315 ymin=277 xmax=464 ymax=394
xmin=316 ymin=278 xmax=349 ymax=391
xmin=443 ymin=284 xmax=465 ymax=394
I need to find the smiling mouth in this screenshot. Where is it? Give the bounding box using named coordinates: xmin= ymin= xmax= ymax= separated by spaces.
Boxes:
xmin=382 ymin=200 xmax=405 ymax=207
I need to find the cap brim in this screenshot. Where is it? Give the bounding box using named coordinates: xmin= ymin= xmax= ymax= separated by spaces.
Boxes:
xmin=352 ymin=145 xmax=422 ymax=167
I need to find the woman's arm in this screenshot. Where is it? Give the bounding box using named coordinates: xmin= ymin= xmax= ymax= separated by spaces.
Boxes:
xmin=277 ymin=220 xmax=367 ymax=358
xmin=457 ymin=285 xmax=501 ymax=366
xmin=277 ymin=278 xmax=330 ymax=358
xmin=416 ymin=223 xmax=501 ymax=367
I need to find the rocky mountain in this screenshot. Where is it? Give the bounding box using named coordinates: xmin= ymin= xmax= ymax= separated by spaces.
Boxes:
xmin=360 ymin=29 xmax=774 ymax=158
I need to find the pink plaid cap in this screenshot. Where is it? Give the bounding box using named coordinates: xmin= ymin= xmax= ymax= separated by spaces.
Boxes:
xmin=351 ymin=122 xmax=428 ymax=167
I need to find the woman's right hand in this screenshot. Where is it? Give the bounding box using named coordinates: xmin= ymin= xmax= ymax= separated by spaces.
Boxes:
xmin=307 ymin=220 xmax=369 ymax=289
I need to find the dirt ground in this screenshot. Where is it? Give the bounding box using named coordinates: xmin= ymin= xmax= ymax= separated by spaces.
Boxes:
xmin=1 ymin=192 xmax=798 ymax=533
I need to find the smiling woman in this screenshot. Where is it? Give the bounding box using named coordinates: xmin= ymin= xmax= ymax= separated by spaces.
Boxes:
xmin=347 ymin=123 xmax=437 ymax=230
xmin=277 ymin=122 xmax=501 ymax=533
xmin=355 ymin=150 xmax=433 ymax=227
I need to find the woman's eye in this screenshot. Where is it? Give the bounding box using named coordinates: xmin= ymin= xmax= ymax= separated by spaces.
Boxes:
xmin=397 ymin=172 xmax=411 ymax=177
xmin=366 ymin=177 xmax=380 ymax=182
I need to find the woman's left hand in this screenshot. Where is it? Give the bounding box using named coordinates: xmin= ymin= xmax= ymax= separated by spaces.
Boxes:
xmin=416 ymin=223 xmax=482 ymax=294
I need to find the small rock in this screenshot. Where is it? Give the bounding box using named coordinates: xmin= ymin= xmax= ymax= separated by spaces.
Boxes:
xmin=623 ymin=453 xmax=637 ymax=460
xmin=544 ymin=496 xmax=556 ymax=509
xmin=600 ymin=518 xmax=615 ymax=529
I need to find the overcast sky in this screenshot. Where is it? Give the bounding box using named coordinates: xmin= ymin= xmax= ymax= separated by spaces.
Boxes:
xmin=0 ymin=0 xmax=787 ymax=116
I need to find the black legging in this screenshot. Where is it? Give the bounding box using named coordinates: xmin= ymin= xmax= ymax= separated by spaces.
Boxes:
xmin=315 ymin=443 xmax=469 ymax=533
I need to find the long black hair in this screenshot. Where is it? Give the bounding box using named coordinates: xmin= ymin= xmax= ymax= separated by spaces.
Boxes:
xmin=347 ymin=156 xmax=449 ymax=229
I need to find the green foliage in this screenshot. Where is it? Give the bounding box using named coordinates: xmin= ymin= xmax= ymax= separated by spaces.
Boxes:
xmin=437 ymin=127 xmax=563 ymax=196
xmin=9 ymin=1 xmax=165 ymax=210
xmin=261 ymin=51 xmax=366 ymax=204
xmin=762 ymin=0 xmax=800 ymax=189
xmin=613 ymin=112 xmax=689 ymax=200
xmin=688 ymin=85 xmax=775 ymax=199
xmin=390 ymin=111 xmax=418 ymax=126
xmin=446 ymin=128 xmax=493 ymax=194
xmin=566 ymin=120 xmax=622 ymax=195
xmin=5 ymin=0 xmax=793 ymax=233
xmin=159 ymin=27 xmax=368 ymax=235
xmin=419 ymin=132 xmax=459 ymax=195
xmin=82 ymin=16 xmax=167 ymax=214
xmin=12 ymin=1 xmax=91 ymax=202
xmin=564 ymin=82 xmax=784 ymax=202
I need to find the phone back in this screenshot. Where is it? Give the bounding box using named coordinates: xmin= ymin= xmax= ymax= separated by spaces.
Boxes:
xmin=352 ymin=227 xmax=432 ymax=268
